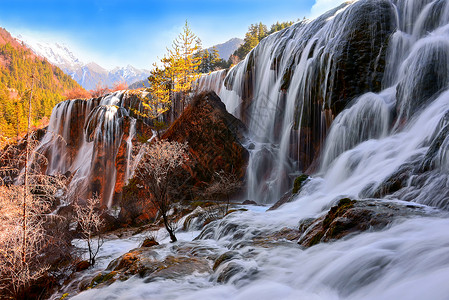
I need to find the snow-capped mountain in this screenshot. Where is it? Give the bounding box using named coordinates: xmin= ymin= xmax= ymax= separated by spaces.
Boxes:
xmin=15 ymin=34 xmax=83 ymax=71
xmin=14 ymin=34 xmax=150 ymax=90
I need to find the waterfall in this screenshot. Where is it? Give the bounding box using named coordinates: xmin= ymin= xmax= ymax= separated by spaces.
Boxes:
xmin=196 ymin=0 xmax=449 ymax=209
xmin=200 ymin=0 xmax=397 ymax=203
xmin=124 ymin=118 xmax=136 ymax=184
xmin=37 ymin=91 xmax=151 ymax=207
xmin=68 ymin=1 xmax=449 ymax=299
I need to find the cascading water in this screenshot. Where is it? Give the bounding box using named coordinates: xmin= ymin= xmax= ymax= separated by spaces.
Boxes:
xmin=59 ymin=0 xmax=449 ymax=299
xmin=37 ymin=91 xmax=151 ymax=207
xmin=198 ymin=0 xmax=396 ymax=203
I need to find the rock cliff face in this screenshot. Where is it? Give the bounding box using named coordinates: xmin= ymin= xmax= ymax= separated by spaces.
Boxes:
xmin=119 ymin=92 xmax=248 ymax=225
xmin=197 ymin=0 xmax=397 ymax=203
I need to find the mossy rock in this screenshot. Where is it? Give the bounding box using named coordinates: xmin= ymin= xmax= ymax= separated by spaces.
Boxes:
xmin=299 ymin=198 xmax=432 ymax=247
xmin=322 ymin=198 xmax=356 ymax=228
xmin=292 ymin=174 xmax=310 ymax=194
xmin=308 ymin=232 xmax=325 ymax=247
xmin=89 ymin=271 xmax=117 ymax=288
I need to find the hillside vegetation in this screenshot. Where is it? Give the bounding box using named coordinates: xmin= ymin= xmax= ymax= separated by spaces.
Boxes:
xmin=0 ymin=28 xmax=84 ymax=140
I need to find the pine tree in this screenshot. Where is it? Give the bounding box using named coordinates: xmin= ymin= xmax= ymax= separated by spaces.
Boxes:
xmin=233 ymin=20 xmax=295 ymax=61
xmin=171 ymin=21 xmax=202 ymax=110
xmin=140 ymin=20 xmax=202 ymax=123
xmin=144 ymin=60 xmax=172 ymax=119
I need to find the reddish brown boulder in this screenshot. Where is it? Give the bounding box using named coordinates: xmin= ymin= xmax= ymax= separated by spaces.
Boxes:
xmin=163 ymin=91 xmax=248 ymax=186
xmin=75 ymin=260 xmax=91 ymax=272
xmin=141 ymin=238 xmax=159 ymax=248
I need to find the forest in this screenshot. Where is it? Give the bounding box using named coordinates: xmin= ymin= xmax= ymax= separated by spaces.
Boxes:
xmin=0 ymin=31 xmax=83 ymax=141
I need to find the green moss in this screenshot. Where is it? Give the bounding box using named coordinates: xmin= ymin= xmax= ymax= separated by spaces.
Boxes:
xmin=89 ymin=271 xmax=117 ymax=288
xmin=136 ymin=132 xmax=153 ymax=144
xmin=292 ymin=174 xmax=310 ymax=194
xmin=308 ymin=232 xmax=324 ymax=247
xmin=323 ymin=198 xmax=356 ymax=229
xmin=122 ymin=177 xmax=140 ymax=201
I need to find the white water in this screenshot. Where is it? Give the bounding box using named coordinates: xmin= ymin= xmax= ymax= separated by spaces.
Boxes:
xmin=66 ymin=0 xmax=449 ymax=298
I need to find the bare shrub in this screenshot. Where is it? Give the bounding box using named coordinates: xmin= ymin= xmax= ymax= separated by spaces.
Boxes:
xmin=138 ymin=140 xmax=189 ymax=242
xmin=204 ymin=170 xmax=242 ymax=215
xmin=73 ymin=195 xmax=104 ymax=266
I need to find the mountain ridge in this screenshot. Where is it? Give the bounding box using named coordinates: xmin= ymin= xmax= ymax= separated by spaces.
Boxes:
xmin=14 ymin=33 xmax=150 ymax=90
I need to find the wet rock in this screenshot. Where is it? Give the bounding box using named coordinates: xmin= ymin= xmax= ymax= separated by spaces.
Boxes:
xmin=75 ymin=260 xmax=90 ymax=272
xmin=216 ymin=262 xmax=246 ymax=284
xmin=105 ymin=247 xmax=212 ymax=284
xmin=370 ymin=164 xmax=414 ymax=198
xmin=396 ymin=38 xmax=449 ymax=120
xmin=141 ymin=238 xmax=159 ymax=248
xmin=182 ymin=206 xmax=226 ymax=231
xmin=252 ymin=227 xmax=301 ymax=248
xmin=88 ymin=271 xmax=118 ymax=289
xmin=268 ymin=191 xmax=294 ymax=211
xmin=214 ymin=259 xmax=259 ymax=285
xmin=213 ymin=251 xmax=240 ymax=271
xmin=292 ymin=174 xmax=310 ymax=194
xmin=108 ymin=251 xmax=141 ymax=271
xmin=242 ymin=200 xmax=258 ymax=205
xmin=298 ymin=198 xmax=432 ymax=247
xmin=143 ymin=255 xmax=211 ymax=282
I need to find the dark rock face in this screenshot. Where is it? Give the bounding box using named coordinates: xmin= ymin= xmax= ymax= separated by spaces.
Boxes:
xmin=118 ymin=177 xmax=158 ymax=226
xmin=163 ymin=91 xmax=249 ymax=188
xmin=298 ymin=198 xmax=432 ymax=247
xmin=299 ymin=0 xmax=396 ymax=170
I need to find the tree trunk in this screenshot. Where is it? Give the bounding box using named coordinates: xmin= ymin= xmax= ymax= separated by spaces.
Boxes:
xmin=22 ymin=75 xmax=34 ymax=264
xmin=162 ymin=213 xmax=177 ymax=242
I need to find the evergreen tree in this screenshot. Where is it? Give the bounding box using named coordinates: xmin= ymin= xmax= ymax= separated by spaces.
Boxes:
xmin=171 ymin=20 xmax=202 ymax=110
xmin=195 ymin=47 xmax=229 ymax=73
xmin=233 ymin=20 xmax=297 ymax=62
xmin=141 ymin=20 xmax=202 ymax=121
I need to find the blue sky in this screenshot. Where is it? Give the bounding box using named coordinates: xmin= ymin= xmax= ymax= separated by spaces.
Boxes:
xmin=0 ymin=0 xmax=347 ymax=69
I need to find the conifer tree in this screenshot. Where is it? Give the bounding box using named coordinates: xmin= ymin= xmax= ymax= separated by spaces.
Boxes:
xmin=170 ymin=21 xmax=202 ymax=110
xmin=141 ymin=20 xmax=202 ymax=122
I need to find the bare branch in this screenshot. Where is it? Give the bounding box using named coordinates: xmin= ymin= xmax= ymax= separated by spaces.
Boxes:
xmin=137 ymin=140 xmax=189 ymax=242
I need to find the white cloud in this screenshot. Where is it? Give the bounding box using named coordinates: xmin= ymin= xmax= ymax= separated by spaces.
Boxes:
xmin=309 ymin=0 xmax=351 ymax=19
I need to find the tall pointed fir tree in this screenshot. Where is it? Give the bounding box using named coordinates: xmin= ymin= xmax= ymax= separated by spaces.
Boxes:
xmin=142 ymin=20 xmax=202 ymax=125
xmin=170 ymin=20 xmax=202 ymax=111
